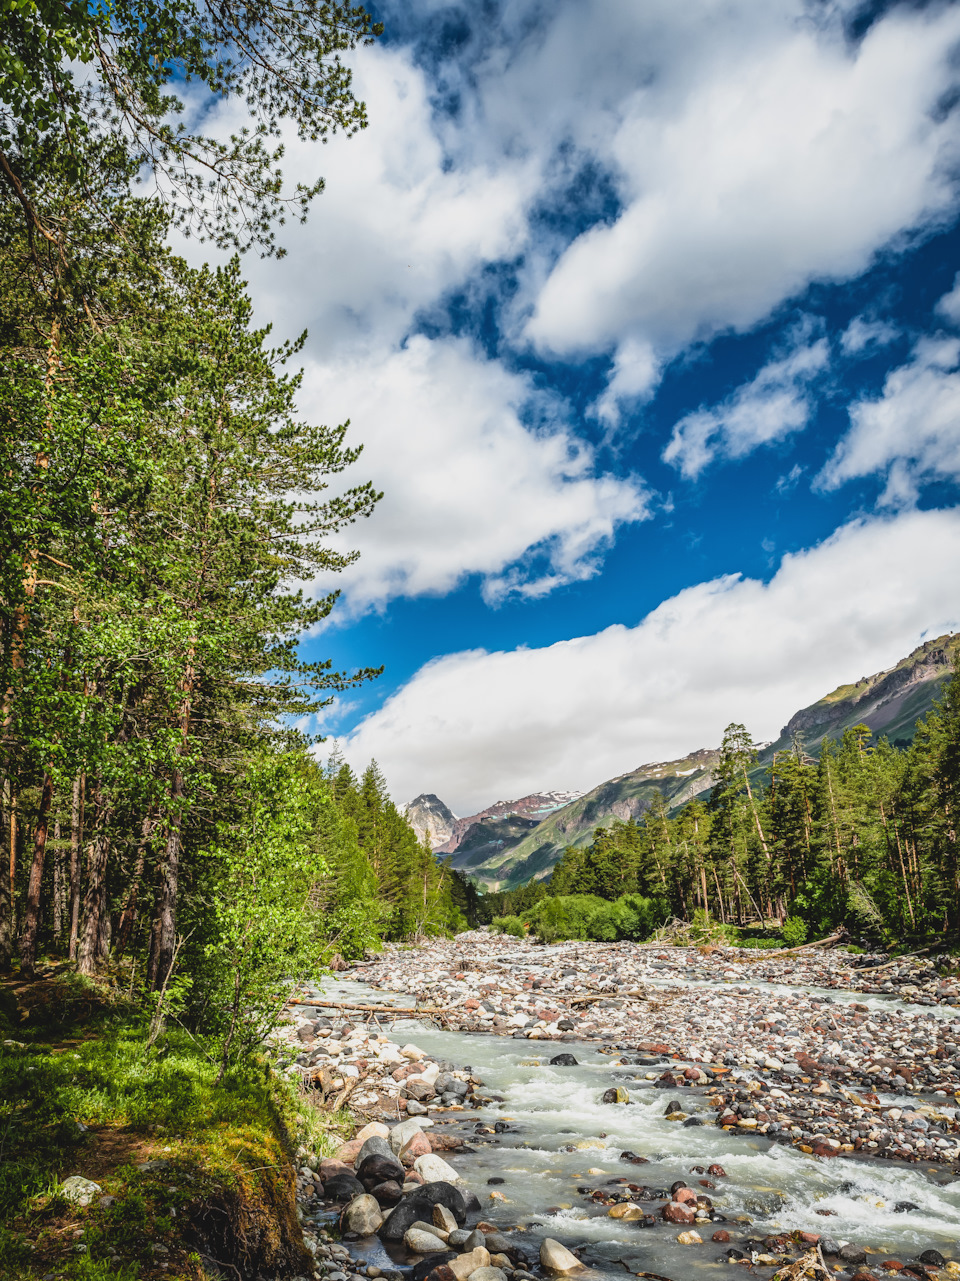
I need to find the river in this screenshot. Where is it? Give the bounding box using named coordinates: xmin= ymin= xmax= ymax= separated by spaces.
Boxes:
xmin=310 ymin=977 xmax=960 ymax=1280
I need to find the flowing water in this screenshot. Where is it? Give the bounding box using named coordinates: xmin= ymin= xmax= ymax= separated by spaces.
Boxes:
xmin=315 ymin=978 xmax=960 ymax=1278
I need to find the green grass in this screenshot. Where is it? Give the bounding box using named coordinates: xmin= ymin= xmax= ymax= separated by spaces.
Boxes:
xmin=0 ymin=971 xmax=338 ymax=1281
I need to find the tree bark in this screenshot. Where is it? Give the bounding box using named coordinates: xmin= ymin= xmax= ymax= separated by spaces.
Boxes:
xmin=147 ymin=770 xmax=183 ymax=989
xmin=114 ymin=813 xmax=157 ymax=958
xmin=18 ymin=769 xmax=53 ymax=975
xmin=68 ymin=770 xmax=83 ymax=960
xmin=0 ymin=781 xmax=14 ymax=970
xmin=77 ymin=786 xmax=109 ymax=976
xmin=52 ymin=817 xmax=64 ymax=946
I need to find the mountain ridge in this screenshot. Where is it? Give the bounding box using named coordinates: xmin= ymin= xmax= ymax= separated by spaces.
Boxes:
xmin=452 ymin=632 xmax=958 ymax=891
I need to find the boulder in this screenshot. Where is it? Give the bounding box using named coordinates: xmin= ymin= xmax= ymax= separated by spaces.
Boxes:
xmin=406 ymin=1228 xmax=450 ymax=1253
xmin=357 ymin=1136 xmax=394 ymax=1166
xmin=342 ymin=1194 xmax=383 ymax=1236
xmin=358 ymin=1153 xmax=405 ymax=1189
xmin=60 ymin=1176 xmax=101 ymax=1207
xmin=390 ymin=1119 xmax=426 ymax=1154
xmin=319 ymin=1158 xmax=353 ymax=1181
xmin=378 ymin=1182 xmax=467 ymax=1241
xmin=549 ymin=1054 xmax=578 ymax=1066
xmin=539 ymin=1239 xmax=585 ymax=1276
xmin=601 ymin=1087 xmax=629 ymax=1104
xmin=448 ymin=1248 xmax=491 ymax=1280
xmin=324 ymin=1173 xmax=365 ymax=1201
xmin=334 ymin=1138 xmax=364 ymax=1165
xmin=370 ymin=1180 xmax=404 ymax=1207
xmin=406 ymin=1079 xmax=437 ymax=1102
xmin=676 ymin=1230 xmax=702 ymax=1245
xmin=410 ymin=1255 xmax=457 ymax=1281
xmin=662 ymin=1202 xmax=696 ymax=1224
xmin=400 ymin=1130 xmax=434 ymax=1164
xmin=414 ymin=1154 xmax=462 ymax=1184
xmin=355 ymin=1121 xmax=391 ymax=1143
xmin=433 ymin=1204 xmax=458 ymax=1233
xmin=422 ymin=1268 xmax=458 ymax=1281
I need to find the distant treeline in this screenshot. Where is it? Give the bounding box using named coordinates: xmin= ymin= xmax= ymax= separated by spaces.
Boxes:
xmin=479 ymin=664 xmax=960 ymax=945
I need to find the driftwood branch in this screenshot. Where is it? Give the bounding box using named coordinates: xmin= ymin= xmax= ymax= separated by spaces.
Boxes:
xmin=770 ymin=931 xmax=844 ymax=957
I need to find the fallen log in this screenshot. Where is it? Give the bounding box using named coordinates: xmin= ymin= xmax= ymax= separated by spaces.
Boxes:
xmin=288 ymin=999 xmax=443 ymax=1015
xmin=770 ymin=931 xmax=845 ymax=957
xmin=858 ymin=943 xmax=935 ymax=973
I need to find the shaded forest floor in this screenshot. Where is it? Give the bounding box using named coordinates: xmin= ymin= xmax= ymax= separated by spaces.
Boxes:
xmin=0 ymin=968 xmax=330 ymax=1281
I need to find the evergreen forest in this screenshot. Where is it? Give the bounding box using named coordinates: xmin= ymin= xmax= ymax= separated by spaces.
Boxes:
xmin=482 ymin=688 xmax=960 ymax=948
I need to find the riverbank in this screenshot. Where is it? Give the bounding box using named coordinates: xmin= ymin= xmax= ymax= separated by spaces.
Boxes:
xmin=278 ymin=933 xmax=960 ymax=1281
xmin=0 ymin=969 xmax=334 ymax=1281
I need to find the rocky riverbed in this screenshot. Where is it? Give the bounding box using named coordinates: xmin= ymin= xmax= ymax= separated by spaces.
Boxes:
xmin=276 ymin=934 xmax=960 ymax=1281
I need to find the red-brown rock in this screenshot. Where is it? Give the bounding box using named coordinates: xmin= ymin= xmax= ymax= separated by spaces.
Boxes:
xmin=662 ymin=1202 xmax=696 ymax=1224
xmin=674 ymin=1188 xmax=698 ymax=1204
xmin=711 ymin=1230 xmax=731 ymax=1243
xmin=707 ymin=1165 xmax=726 ymax=1178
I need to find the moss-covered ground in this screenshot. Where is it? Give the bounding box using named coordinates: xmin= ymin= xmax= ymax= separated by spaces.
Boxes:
xmin=0 ymin=968 xmax=343 ymax=1281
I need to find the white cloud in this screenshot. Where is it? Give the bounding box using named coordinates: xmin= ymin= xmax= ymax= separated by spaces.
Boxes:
xmin=662 ymin=333 xmax=829 ymax=479
xmin=304 ymin=335 xmax=651 ymax=611
xmin=342 ymin=508 xmax=960 ymax=813
xmin=840 ymin=315 xmax=900 ymax=356
xmin=937 ymin=272 xmax=960 ymax=326
xmin=521 ymin=4 xmax=960 ymax=412
xmin=820 ymin=336 xmax=960 ymax=505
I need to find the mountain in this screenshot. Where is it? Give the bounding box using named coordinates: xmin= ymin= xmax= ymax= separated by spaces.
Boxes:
xmin=435 ymin=790 xmax=583 ymax=868
xmin=464 ymin=632 xmax=958 ymax=891
xmin=403 ymin=794 xmax=458 ymax=849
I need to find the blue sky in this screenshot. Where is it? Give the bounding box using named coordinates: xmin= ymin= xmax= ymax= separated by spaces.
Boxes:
xmin=211 ymin=0 xmax=960 ymax=812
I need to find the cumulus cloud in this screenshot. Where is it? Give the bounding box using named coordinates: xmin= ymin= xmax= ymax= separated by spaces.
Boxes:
xmin=820 ymin=337 xmax=960 ymax=505
xmin=341 ymin=508 xmax=960 ymax=813
xmin=521 ymin=4 xmax=960 ymax=413
xmin=662 ymin=332 xmax=829 ymax=479
xmin=840 ymin=315 xmax=900 ymax=356
xmin=303 ymin=335 xmax=651 ymax=611
xmin=937 ymin=273 xmax=960 ymax=327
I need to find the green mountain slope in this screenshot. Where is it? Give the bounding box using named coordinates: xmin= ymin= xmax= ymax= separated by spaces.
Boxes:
xmin=465 ymin=633 xmax=958 ymax=891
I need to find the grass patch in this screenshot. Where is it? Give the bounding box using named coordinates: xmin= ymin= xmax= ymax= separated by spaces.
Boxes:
xmin=0 ymin=970 xmax=321 ymax=1281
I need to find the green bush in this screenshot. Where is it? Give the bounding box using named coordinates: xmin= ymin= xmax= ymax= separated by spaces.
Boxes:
xmin=491 ymin=915 xmax=525 ymax=937
xmin=781 ymin=915 xmax=808 ymax=947
xmin=527 ymin=893 xmax=668 ymax=943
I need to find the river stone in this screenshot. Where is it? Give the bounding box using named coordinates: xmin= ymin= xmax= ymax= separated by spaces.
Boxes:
xmin=447 ymin=1230 xmax=472 ymax=1249
xmin=601 ymin=1087 xmax=629 ymax=1104
xmin=483 ymin=1234 xmax=514 ymax=1255
xmin=400 ymin=1131 xmax=433 ymax=1164
xmin=433 ymin=1204 xmax=458 ymax=1233
xmin=919 ymin=1250 xmax=946 ymax=1267
xmin=410 ymin=1221 xmax=450 ymax=1242
xmin=358 ymin=1136 xmax=394 ymax=1165
xmin=461 ymin=1230 xmax=486 ymax=1252
xmin=421 ymin=1267 xmax=458 ymax=1281
xmin=359 ymin=1153 xmax=405 ymax=1189
xmin=406 ymin=1080 xmax=437 ymax=1102
xmin=61 ymin=1176 xmax=101 ymax=1206
xmin=662 ymin=1202 xmax=695 ymax=1224
xmin=343 ymin=1194 xmax=384 ymax=1236
xmin=676 ymin=1230 xmax=702 ymax=1245
xmin=390 ymin=1119 xmax=426 ymax=1154
xmin=378 ymin=1182 xmax=467 ymax=1241
xmin=414 ymin=1154 xmax=462 ymax=1184
xmin=406 ymin=1229 xmax=450 ymax=1253
xmin=320 ymin=1158 xmax=353 ymax=1181
xmin=539 ymin=1239 xmax=584 ymax=1276
xmin=549 ymin=1054 xmax=578 ymax=1066
xmin=325 ymin=1173 xmax=365 ymax=1201
xmin=411 ymin=1254 xmax=457 ymax=1281
xmin=839 ymin=1245 xmax=866 ymax=1265
xmin=467 ymin=1269 xmax=507 ymax=1281
xmin=370 ymin=1180 xmax=403 ymax=1207
xmin=407 ymin=1100 xmax=430 ymax=1116
xmin=448 ymin=1249 xmax=491 ymax=1280
xmin=355 ymin=1121 xmax=391 ymax=1143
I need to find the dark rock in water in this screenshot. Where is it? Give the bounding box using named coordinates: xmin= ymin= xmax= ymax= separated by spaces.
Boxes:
xmin=487 ymin=1177 xmax=505 ymax=1185
xmin=550 ymin=1053 xmax=579 ymax=1066
xmin=379 ymin=1183 xmax=467 ymax=1241
xmin=918 ymin=1250 xmax=946 ymax=1267
xmin=463 ymin=1189 xmax=482 ymax=1214
xmin=893 ymin=1201 xmax=919 ymax=1213
xmin=410 ymin=1254 xmax=457 ymax=1281
xmin=406 ymin=1100 xmax=429 ymax=1115
xmin=370 ymin=1180 xmax=403 ymax=1207
xmin=557 ymin=1019 xmax=575 ymax=1031
xmin=707 ymin=1165 xmax=726 ymax=1178
xmin=670 ymin=1182 xmax=688 ymax=1194
xmin=619 ymin=1151 xmax=649 ymax=1164
xmin=358 ymin=1154 xmax=405 ymax=1190
xmin=726 ymin=1249 xmax=746 ymax=1260
xmin=819 ymin=1239 xmax=840 ymax=1256
xmin=682 ymin=1117 xmax=704 ymax=1127
xmin=665 ymin=1099 xmax=683 ymax=1115
xmin=601 ymin=1087 xmax=629 ymax=1104
xmin=324 ymin=1173 xmax=365 ymax=1201
xmin=839 ymin=1244 xmax=866 ymax=1265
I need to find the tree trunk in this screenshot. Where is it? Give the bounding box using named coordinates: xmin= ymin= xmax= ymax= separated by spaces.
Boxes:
xmin=52 ymin=817 xmax=64 ymax=946
xmin=18 ymin=769 xmax=53 ymax=975
xmin=68 ymin=770 xmax=83 ymax=960
xmin=147 ymin=771 xmax=183 ymax=989
xmin=114 ymin=814 xmax=157 ymax=959
xmin=77 ymin=787 xmax=109 ymax=976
